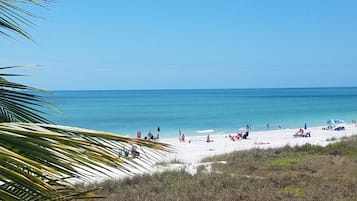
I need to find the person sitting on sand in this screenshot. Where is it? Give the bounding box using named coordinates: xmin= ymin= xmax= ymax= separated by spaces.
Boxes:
xmin=236 ymin=133 xmax=242 ymax=140
xmin=242 ymin=131 xmax=249 ymax=139
xmin=124 ymin=149 xmax=129 ymax=157
xmin=293 ymin=129 xmax=311 ymax=137
xmin=131 ymin=144 xmax=140 ymax=157
xmin=294 ymin=128 xmax=304 ymax=136
xmin=228 ymin=134 xmax=235 ymax=141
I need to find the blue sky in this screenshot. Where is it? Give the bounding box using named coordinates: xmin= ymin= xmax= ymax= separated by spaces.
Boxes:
xmin=2 ymin=0 xmax=357 ymax=90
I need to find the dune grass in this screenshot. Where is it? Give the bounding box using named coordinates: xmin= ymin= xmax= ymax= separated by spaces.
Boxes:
xmin=83 ymin=136 xmax=357 ymax=201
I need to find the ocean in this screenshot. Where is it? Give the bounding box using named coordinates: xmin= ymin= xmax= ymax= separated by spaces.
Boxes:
xmin=47 ymin=88 xmax=357 ymax=138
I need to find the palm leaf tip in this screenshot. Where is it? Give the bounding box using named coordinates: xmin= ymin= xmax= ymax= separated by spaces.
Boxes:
xmin=0 ymin=65 xmax=56 ymax=124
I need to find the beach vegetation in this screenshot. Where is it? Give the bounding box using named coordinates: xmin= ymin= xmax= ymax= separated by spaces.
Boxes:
xmin=267 ymin=157 xmax=299 ymax=169
xmin=196 ymin=165 xmax=208 ymax=173
xmin=156 ymin=158 xmax=184 ymax=166
xmin=1 ymin=1 xmax=170 ymax=200
xmin=84 ymin=135 xmax=357 ymax=201
xmin=281 ymin=187 xmax=306 ymax=198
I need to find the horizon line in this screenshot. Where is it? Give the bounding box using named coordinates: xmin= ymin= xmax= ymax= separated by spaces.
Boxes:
xmin=47 ymin=86 xmax=357 ymax=92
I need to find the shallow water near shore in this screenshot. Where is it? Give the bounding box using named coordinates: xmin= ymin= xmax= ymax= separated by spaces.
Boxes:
xmin=47 ymin=87 xmax=357 ymax=138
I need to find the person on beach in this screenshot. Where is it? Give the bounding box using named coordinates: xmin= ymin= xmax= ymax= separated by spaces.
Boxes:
xmin=267 ymin=123 xmax=270 ymax=128
xmin=181 ymin=133 xmax=185 ymax=142
xmin=148 ymin=130 xmax=153 ymax=140
xmin=179 ymin=130 xmax=182 ymax=142
xmin=136 ymin=130 xmax=141 ymax=139
xmin=228 ymin=134 xmax=235 ymax=141
xmin=243 ymin=130 xmax=249 ymax=139
xmin=206 ymin=134 xmax=211 ymax=143
xmin=157 ymin=126 xmax=160 ymax=140
xmin=124 ymin=149 xmax=129 ymax=157
xmin=236 ymin=133 xmax=242 ymax=140
xmin=130 ymin=144 xmax=140 ymax=157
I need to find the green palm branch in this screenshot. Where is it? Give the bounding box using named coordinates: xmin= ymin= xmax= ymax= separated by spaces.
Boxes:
xmin=0 ymin=67 xmax=172 ymax=200
xmin=1 ymin=1 xmax=171 ymax=200
xmin=0 ymin=65 xmax=53 ymax=123
xmin=0 ymin=0 xmax=46 ymax=40
xmin=0 ymin=122 xmax=170 ymax=200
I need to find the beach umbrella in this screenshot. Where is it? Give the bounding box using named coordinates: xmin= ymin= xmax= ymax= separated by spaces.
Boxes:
xmin=334 ymin=119 xmax=345 ymax=124
xmin=326 ymin=119 xmax=335 ymax=125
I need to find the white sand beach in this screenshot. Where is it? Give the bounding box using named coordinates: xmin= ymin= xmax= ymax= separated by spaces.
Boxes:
xmin=78 ymin=124 xmax=357 ymax=183
xmin=160 ymin=124 xmax=357 ymax=164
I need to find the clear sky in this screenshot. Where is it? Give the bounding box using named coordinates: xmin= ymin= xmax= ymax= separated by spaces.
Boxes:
xmin=2 ymin=0 xmax=357 ymax=90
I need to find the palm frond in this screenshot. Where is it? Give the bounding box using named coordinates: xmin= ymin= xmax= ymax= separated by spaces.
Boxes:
xmin=0 ymin=65 xmax=53 ymax=123
xmin=1 ymin=2 xmax=172 ymax=199
xmin=0 ymin=123 xmax=172 ymax=200
xmin=0 ymin=0 xmax=47 ymax=39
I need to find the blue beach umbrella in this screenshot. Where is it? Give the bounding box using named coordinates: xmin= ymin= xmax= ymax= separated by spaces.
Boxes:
xmin=326 ymin=119 xmax=335 ymax=125
xmin=334 ymin=119 xmax=345 ymax=124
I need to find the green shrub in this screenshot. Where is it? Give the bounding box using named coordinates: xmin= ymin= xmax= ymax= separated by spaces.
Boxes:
xmin=267 ymin=157 xmax=299 ymax=169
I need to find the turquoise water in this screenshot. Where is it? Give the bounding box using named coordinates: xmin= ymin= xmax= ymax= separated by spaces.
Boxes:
xmin=47 ymin=88 xmax=357 ymax=138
